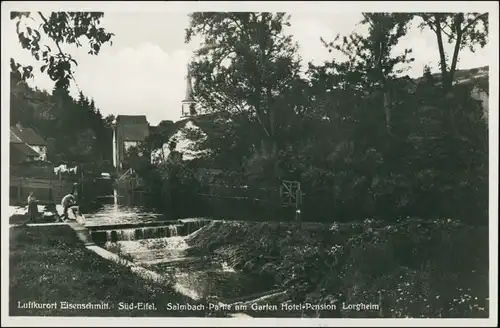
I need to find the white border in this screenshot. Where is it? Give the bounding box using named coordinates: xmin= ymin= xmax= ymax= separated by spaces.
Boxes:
xmin=1 ymin=1 xmax=498 ymax=327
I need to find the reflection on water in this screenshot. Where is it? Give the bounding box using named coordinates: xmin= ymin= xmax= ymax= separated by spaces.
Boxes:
xmin=84 ymin=188 xmax=163 ymax=227
xmin=84 ymin=204 xmax=163 ymax=227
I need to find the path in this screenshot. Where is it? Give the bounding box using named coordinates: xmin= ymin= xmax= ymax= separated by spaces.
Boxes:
xmin=9 ymin=222 xmax=69 ymax=228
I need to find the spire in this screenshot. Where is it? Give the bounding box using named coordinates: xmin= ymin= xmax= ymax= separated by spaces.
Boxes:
xmin=183 ymin=64 xmax=195 ymax=103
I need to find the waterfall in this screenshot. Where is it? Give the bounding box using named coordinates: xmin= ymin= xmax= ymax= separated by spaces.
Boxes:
xmin=106 ymin=230 xmax=112 ymax=242
xmin=169 ymin=225 xmax=179 ymax=237
xmin=93 ymin=219 xmax=211 ymax=244
xmin=119 ymin=229 xmax=136 ymax=241
xmin=180 ymin=218 xmax=211 ymax=235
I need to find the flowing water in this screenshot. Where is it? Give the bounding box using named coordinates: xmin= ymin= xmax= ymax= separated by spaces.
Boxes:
xmin=83 ymin=189 xmax=276 ymax=304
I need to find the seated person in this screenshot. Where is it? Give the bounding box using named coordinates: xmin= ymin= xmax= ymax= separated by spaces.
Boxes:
xmin=61 ymin=192 xmax=77 ymax=220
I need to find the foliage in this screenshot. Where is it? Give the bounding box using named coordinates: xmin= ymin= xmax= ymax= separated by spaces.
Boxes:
xmin=9 ymin=225 xmax=204 ymax=317
xmin=417 ymin=13 xmax=489 ymax=91
xmin=10 ymin=11 xmax=114 ymax=89
xmin=186 ymin=12 xmax=305 ymax=160
xmin=187 ymin=218 xmax=489 ymax=318
xmin=10 ymin=76 xmax=113 ymax=165
xmin=10 ymin=11 xmax=114 ymax=166
xmin=185 ymin=12 xmax=487 ymax=225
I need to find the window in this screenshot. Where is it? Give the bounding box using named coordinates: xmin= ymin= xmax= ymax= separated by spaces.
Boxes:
xmin=189 ymin=103 xmax=196 ymax=115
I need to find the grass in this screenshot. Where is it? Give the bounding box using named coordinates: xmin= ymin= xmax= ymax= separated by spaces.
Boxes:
xmin=9 ymin=225 xmax=206 ymax=317
xmin=9 ymin=218 xmax=490 ymax=318
xmin=186 ymin=218 xmax=490 ymax=318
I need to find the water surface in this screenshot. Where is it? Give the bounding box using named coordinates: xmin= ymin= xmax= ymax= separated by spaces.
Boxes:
xmin=84 ymin=189 xmax=276 ymax=304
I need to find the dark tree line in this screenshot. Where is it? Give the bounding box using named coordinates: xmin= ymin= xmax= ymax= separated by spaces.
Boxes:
xmin=10 ymin=11 xmax=115 ymax=169
xmin=10 ymin=11 xmax=489 ymax=225
xmin=10 ymin=70 xmax=114 ymax=166
xmin=176 ymin=12 xmax=489 ymax=225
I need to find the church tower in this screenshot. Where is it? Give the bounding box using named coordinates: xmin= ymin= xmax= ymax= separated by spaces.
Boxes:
xmin=181 ymin=64 xmax=196 ymax=117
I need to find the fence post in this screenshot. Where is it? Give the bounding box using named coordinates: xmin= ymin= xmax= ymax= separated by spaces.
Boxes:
xmin=295 ymin=186 xmax=303 ymax=221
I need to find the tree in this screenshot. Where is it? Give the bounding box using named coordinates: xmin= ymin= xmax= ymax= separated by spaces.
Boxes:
xmin=70 ymin=128 xmax=97 ymax=159
xmin=10 ymin=11 xmax=114 ymax=90
xmin=418 ymin=13 xmax=489 ymax=91
xmin=185 ymin=12 xmax=303 ymax=158
xmin=318 ymin=13 xmax=414 ymax=134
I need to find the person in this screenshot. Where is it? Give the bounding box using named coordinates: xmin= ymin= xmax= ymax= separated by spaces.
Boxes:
xmin=27 ymin=191 xmax=38 ymax=223
xmin=61 ymin=192 xmax=76 ymax=221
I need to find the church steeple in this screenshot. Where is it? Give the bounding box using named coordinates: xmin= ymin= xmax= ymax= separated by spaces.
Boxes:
xmin=181 ymin=64 xmax=196 ymax=117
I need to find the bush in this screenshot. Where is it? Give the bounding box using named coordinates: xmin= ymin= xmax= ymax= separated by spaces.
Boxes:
xmin=186 ymin=218 xmax=489 ymax=318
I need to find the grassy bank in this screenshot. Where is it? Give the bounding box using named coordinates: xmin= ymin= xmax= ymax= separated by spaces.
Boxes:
xmin=186 ymin=218 xmax=489 ymax=318
xmin=9 ymin=225 xmax=205 ymax=317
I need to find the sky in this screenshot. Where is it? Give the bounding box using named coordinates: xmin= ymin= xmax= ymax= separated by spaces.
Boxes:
xmin=3 ymin=2 xmax=496 ymax=126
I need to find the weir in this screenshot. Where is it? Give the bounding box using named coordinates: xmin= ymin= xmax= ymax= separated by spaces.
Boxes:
xmin=80 ymin=190 xmax=277 ymax=312
xmin=88 ymin=218 xmax=211 ymax=244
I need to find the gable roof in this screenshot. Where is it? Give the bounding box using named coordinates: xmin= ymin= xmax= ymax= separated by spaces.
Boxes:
xmin=10 ymin=130 xmax=23 ymax=143
xmin=10 ymin=142 xmax=40 ymax=158
xmin=11 ymin=125 xmax=47 ymax=146
xmin=116 ymin=115 xmax=148 ymax=125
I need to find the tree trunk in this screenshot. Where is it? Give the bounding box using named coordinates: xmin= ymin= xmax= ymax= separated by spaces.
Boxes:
xmin=447 ymin=16 xmax=464 ymax=92
xmin=434 ymin=15 xmax=448 ymax=85
xmin=383 ymin=90 xmax=392 ymax=135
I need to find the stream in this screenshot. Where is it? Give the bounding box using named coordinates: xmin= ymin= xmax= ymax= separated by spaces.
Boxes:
xmin=83 ymin=189 xmax=279 ymax=306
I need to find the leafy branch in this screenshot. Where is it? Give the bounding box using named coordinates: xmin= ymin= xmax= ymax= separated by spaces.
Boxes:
xmin=11 ymin=11 xmax=114 ymax=90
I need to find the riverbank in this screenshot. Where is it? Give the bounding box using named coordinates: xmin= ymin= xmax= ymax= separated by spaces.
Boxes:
xmin=9 ymin=217 xmax=490 ymax=318
xmin=9 ymin=225 xmax=205 ymax=317
xmin=186 ymin=218 xmax=490 ymax=318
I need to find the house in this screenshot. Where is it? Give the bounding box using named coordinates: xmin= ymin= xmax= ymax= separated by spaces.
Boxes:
xmin=149 ymin=64 xmax=221 ymax=165
xmin=150 ymin=116 xmax=213 ymax=165
xmin=10 ymin=130 xmax=41 ymax=164
xmin=112 ymin=115 xmax=150 ymax=171
xmin=9 ymin=124 xmax=67 ymax=205
xmin=10 ymin=123 xmax=48 ymax=161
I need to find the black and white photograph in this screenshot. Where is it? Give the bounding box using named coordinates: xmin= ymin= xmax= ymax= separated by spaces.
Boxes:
xmin=1 ymin=1 xmax=498 ymax=326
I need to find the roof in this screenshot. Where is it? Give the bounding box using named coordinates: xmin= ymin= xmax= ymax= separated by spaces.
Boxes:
xmin=116 ymin=115 xmax=149 ymax=125
xmin=11 ymin=125 xmax=47 ymax=146
xmin=10 ymin=130 xmax=23 ymax=143
xmin=10 ymin=142 xmax=40 ymax=157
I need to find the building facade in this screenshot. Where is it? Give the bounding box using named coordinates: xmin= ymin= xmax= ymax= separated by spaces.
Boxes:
xmin=112 ymin=115 xmax=150 ymax=171
xmin=10 ymin=123 xmax=48 ymax=162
